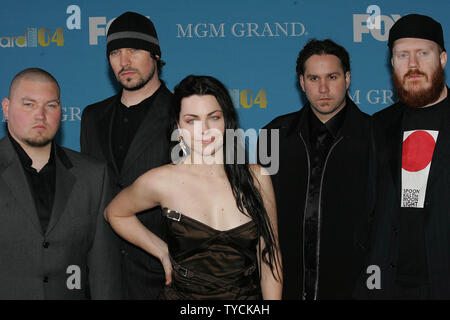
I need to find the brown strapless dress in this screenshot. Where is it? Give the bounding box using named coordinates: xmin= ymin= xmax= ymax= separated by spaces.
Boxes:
xmin=158 ymin=208 xmax=262 ymax=300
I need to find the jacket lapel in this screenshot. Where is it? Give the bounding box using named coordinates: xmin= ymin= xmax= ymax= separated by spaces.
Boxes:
xmin=0 ymin=137 xmax=42 ymax=234
xmin=385 ymin=109 xmax=404 ymax=206
xmin=339 ymin=97 xmax=363 ymax=138
xmin=423 ymin=101 xmax=450 ymax=201
xmin=120 ymin=91 xmax=169 ymax=174
xmin=286 ymin=104 xmax=308 ymax=143
xmin=97 ymin=96 xmax=120 ymax=176
xmin=106 ymin=104 xmax=120 ymax=176
xmin=45 ymin=146 xmax=75 ymax=236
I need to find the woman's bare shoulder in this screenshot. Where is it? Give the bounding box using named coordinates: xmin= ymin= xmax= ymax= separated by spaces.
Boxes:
xmin=133 ymin=164 xmax=180 ymax=190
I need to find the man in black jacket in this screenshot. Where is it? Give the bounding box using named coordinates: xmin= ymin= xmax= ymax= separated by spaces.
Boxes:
xmin=259 ymin=39 xmax=374 ymax=299
xmin=361 ymin=14 xmax=449 ymax=299
xmin=80 ymin=11 xmax=173 ymax=299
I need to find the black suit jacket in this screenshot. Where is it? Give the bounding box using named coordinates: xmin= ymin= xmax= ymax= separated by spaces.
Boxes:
xmin=80 ymin=84 xmax=173 ymax=299
xmin=0 ymin=137 xmax=122 ymax=299
xmin=357 ymin=95 xmax=450 ymax=299
xmin=260 ymin=98 xmax=375 ymax=299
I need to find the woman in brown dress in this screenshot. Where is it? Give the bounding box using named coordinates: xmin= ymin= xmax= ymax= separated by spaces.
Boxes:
xmin=105 ymin=75 xmax=282 ymax=299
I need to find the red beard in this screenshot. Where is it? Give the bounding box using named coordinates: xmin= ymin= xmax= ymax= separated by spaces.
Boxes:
xmin=393 ymin=65 xmax=445 ymax=108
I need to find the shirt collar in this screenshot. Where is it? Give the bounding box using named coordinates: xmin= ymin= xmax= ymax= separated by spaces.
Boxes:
xmin=402 ymin=86 xmax=450 ymax=114
xmin=308 ymin=104 xmax=347 ymax=139
xmin=8 ymin=133 xmax=56 ymax=172
xmin=119 ymin=83 xmax=163 ymax=110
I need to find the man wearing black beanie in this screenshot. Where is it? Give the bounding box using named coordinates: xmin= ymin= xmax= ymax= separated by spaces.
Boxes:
xmin=80 ymin=11 xmax=173 ymax=299
xmin=359 ymin=14 xmax=449 ymax=299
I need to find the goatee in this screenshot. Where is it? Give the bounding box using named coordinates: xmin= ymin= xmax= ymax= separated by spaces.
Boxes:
xmin=24 ymin=137 xmax=52 ymax=147
xmin=118 ymin=68 xmax=155 ymax=91
xmin=393 ymin=65 xmax=445 ymax=108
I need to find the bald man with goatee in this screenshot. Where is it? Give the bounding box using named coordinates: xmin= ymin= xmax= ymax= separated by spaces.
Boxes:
xmin=0 ymin=68 xmax=121 ymax=299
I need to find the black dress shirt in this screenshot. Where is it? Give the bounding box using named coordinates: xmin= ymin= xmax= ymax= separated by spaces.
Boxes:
xmin=303 ymin=105 xmax=347 ymax=299
xmin=8 ymin=134 xmax=56 ymax=234
xmin=112 ymin=85 xmax=163 ymax=172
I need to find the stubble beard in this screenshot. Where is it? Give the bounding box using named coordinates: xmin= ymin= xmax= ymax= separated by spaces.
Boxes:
xmin=311 ymin=96 xmax=346 ymax=117
xmin=24 ymin=135 xmax=53 ymax=147
xmin=118 ymin=67 xmax=156 ymax=91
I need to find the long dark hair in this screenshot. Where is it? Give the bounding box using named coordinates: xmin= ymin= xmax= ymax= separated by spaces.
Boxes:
xmin=171 ymin=75 xmax=279 ymax=277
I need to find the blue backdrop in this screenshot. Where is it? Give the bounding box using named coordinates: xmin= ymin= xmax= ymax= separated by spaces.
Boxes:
xmin=1 ymin=0 xmax=449 ymax=157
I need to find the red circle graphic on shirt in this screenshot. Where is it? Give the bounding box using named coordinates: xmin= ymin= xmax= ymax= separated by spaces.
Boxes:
xmin=402 ymin=130 xmax=436 ymax=172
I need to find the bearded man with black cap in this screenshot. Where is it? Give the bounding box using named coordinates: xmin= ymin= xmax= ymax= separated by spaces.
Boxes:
xmin=359 ymin=14 xmax=449 ymax=299
xmin=80 ymin=11 xmax=173 ymax=299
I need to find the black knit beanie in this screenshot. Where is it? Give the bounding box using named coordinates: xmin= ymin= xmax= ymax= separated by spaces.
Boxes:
xmin=388 ymin=14 xmax=445 ymax=52
xmin=107 ymin=11 xmax=161 ymax=57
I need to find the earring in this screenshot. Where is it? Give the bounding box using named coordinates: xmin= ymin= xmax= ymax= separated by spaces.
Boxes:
xmin=178 ymin=136 xmax=190 ymax=157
